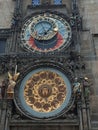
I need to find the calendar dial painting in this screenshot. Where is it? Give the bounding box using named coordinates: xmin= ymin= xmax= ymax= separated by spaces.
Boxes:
xmin=24 ymin=70 xmax=67 ymax=113
xmin=14 ymin=68 xmax=72 ymax=119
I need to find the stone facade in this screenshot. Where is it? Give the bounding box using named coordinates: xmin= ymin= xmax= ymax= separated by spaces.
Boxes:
xmin=0 ymin=0 xmax=15 ymax=28
xmin=0 ymin=0 xmax=98 ymax=130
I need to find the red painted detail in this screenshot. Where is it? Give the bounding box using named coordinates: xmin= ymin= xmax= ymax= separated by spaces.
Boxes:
xmin=28 ymin=33 xmax=64 ymax=52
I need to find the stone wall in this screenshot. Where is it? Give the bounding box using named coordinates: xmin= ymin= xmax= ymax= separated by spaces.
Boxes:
xmin=79 ymin=0 xmax=98 ymax=115
xmin=0 ymin=0 xmax=15 ymax=28
xmin=80 ymin=0 xmax=98 ymax=34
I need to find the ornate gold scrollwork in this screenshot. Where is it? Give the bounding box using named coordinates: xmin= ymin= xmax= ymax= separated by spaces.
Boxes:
xmin=24 ymin=70 xmax=67 ymax=113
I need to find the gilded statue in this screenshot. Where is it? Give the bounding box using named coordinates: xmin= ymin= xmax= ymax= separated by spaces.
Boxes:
xmin=7 ymin=65 xmax=20 ymax=94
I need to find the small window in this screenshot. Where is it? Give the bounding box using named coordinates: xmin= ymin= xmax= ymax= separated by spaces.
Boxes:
xmin=32 ymin=0 xmax=40 ymax=6
xmin=54 ymin=0 xmax=62 ymax=5
xmin=0 ymin=39 xmax=6 ymax=54
xmin=41 ymin=0 xmax=51 ymax=5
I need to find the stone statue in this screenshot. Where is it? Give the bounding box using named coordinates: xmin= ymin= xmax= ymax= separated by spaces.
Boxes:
xmin=0 ymin=80 xmax=8 ymax=99
xmin=83 ymin=77 xmax=91 ymax=99
xmin=73 ymin=79 xmax=82 ymax=100
xmin=84 ymin=87 xmax=90 ymax=99
xmin=73 ymin=82 xmax=81 ymax=94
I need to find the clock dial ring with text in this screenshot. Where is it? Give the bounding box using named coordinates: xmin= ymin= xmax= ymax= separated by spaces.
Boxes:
xmin=21 ymin=12 xmax=72 ymax=53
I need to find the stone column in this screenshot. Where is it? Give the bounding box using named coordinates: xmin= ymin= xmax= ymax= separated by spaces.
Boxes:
xmin=0 ymin=100 xmax=7 ymax=130
xmin=85 ymin=99 xmax=91 ymax=130
xmin=77 ymin=102 xmax=83 ymax=130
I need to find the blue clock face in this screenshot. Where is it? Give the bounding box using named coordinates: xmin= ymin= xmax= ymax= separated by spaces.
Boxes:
xmin=30 ymin=17 xmax=57 ymax=41
xmin=21 ymin=12 xmax=72 ymax=53
xmin=34 ymin=21 xmax=52 ymax=36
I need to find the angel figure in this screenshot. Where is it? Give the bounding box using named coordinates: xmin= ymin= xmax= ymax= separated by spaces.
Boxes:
xmin=7 ymin=65 xmax=20 ymax=94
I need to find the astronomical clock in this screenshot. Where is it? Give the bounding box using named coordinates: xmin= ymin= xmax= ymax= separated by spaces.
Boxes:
xmin=14 ymin=10 xmax=75 ymax=121
xmin=20 ymin=12 xmax=72 ymax=53
xmin=14 ymin=10 xmax=74 ymax=120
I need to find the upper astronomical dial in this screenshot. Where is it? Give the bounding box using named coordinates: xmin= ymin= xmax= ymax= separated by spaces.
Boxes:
xmin=21 ymin=12 xmax=72 ymax=53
